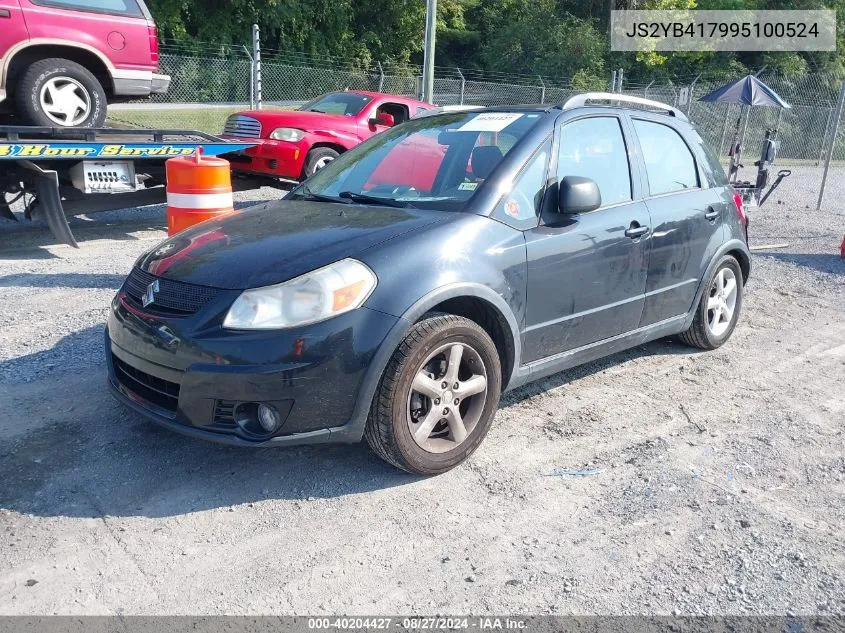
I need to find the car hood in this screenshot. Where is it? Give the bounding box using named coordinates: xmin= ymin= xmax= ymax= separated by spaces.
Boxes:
xmin=137 ymin=200 xmax=452 ymax=290
xmin=234 ymin=109 xmax=354 ymax=132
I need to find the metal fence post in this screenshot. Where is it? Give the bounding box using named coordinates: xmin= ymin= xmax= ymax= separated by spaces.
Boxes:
xmin=818 ymin=106 xmax=834 ymax=166
xmin=616 ymin=68 xmax=624 ymax=93
xmin=816 ymin=78 xmax=845 ymax=210
xmin=643 ymin=80 xmax=654 ymax=99
xmin=456 ymin=67 xmax=465 ymax=105
xmin=611 ymin=70 xmax=617 ymax=93
xmin=377 ymin=61 xmax=385 ymax=92
xmin=538 ymin=75 xmax=546 ymax=103
xmin=251 ymin=24 xmax=262 ymax=109
xmin=719 ymin=104 xmax=732 ymax=155
xmin=687 ymin=73 xmax=700 ymax=115
xmin=242 ymin=45 xmax=255 ymax=109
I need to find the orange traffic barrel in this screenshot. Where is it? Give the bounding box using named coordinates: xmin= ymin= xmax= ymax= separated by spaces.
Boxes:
xmin=165 ymin=148 xmax=234 ymax=235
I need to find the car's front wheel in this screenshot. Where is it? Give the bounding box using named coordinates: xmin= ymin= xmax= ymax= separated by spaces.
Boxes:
xmin=678 ymin=255 xmax=744 ymax=350
xmin=365 ymin=314 xmax=502 ymax=475
xmin=303 ymin=147 xmax=339 ymax=178
xmin=16 ymin=58 xmax=107 ymax=128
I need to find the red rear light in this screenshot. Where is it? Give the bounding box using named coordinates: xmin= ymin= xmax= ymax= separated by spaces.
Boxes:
xmin=732 ymin=191 xmax=746 ymax=225
xmin=148 ymin=25 xmax=159 ymax=64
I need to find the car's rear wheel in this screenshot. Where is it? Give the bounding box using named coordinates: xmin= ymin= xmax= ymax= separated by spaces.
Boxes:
xmin=678 ymin=255 xmax=743 ymax=350
xmin=16 ymin=58 xmax=107 ymax=128
xmin=365 ymin=314 xmax=502 ymax=475
xmin=303 ymin=147 xmax=339 ymax=178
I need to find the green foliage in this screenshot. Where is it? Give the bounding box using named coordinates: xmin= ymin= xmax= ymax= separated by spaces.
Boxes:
xmin=145 ymin=0 xmax=844 ymax=82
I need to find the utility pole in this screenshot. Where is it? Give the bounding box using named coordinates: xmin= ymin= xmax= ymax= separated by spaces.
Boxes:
xmin=422 ymin=0 xmax=437 ymax=104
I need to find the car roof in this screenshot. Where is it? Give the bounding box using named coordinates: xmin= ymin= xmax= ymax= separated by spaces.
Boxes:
xmin=345 ymin=90 xmax=432 ymax=107
xmin=421 ymin=93 xmax=688 ymax=124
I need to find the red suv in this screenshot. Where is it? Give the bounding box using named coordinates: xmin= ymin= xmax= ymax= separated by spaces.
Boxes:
xmin=0 ymin=0 xmax=168 ymax=127
xmin=222 ymin=90 xmax=432 ymax=180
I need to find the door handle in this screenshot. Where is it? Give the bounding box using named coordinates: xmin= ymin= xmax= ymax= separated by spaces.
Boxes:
xmin=0 ymin=9 xmax=11 ymax=17
xmin=624 ymin=222 xmax=649 ymax=239
xmin=704 ymin=206 xmax=720 ymax=221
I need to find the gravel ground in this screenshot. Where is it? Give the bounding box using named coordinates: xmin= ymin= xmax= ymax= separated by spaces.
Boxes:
xmin=0 ymin=189 xmax=843 ymax=616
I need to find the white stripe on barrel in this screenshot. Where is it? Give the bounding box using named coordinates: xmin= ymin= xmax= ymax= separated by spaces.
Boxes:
xmin=166 ymin=191 xmax=234 ymax=210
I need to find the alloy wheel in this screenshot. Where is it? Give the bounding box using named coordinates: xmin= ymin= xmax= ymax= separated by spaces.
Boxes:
xmin=706 ymin=267 xmax=738 ymax=337
xmin=313 ymin=156 xmax=334 ymax=172
xmin=407 ymin=342 xmax=488 ymax=454
xmin=39 ymin=77 xmax=91 ymax=126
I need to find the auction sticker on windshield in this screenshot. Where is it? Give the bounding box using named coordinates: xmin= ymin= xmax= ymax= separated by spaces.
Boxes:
xmin=458 ymin=113 xmax=523 ymax=132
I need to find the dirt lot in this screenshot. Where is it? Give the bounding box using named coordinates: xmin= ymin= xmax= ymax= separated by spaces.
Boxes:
xmin=0 ymin=191 xmax=843 ymax=616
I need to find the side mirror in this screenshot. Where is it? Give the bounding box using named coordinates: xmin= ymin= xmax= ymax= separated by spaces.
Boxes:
xmin=370 ymin=112 xmax=395 ymax=127
xmin=558 ymin=176 xmax=601 ymax=214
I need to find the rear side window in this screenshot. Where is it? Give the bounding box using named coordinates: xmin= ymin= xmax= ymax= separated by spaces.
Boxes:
xmin=556 ymin=117 xmax=631 ymax=207
xmin=31 ymin=0 xmax=143 ymax=16
xmin=633 ymin=119 xmax=699 ymax=195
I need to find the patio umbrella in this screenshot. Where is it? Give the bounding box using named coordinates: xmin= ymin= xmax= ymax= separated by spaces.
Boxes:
xmin=698 ymin=75 xmax=790 ymax=181
xmin=699 ymin=74 xmax=790 ymax=109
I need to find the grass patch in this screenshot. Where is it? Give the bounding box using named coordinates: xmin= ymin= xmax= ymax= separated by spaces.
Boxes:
xmin=107 ymin=105 xmax=295 ymax=135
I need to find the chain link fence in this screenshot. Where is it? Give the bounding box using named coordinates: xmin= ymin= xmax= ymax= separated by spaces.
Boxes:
xmin=107 ymin=46 xmax=845 ymax=210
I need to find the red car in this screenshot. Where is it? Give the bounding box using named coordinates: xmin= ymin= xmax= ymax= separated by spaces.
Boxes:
xmin=221 ymin=90 xmax=433 ymax=181
xmin=0 ymin=0 xmax=168 ymax=127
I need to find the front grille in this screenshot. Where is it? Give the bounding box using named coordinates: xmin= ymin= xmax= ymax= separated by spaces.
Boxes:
xmin=122 ymin=267 xmax=223 ymax=317
xmin=112 ymin=353 xmax=180 ymax=413
xmin=223 ymin=115 xmax=262 ymax=138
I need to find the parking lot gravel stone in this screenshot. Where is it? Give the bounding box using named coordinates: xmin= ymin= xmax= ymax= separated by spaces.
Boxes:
xmin=0 ymin=188 xmax=843 ymax=615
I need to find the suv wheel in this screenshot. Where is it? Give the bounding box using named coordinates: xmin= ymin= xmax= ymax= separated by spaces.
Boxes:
xmin=365 ymin=314 xmax=502 ymax=475
xmin=16 ymin=58 xmax=107 ymax=128
xmin=678 ymin=255 xmax=743 ymax=350
xmin=303 ymin=147 xmax=339 ymax=178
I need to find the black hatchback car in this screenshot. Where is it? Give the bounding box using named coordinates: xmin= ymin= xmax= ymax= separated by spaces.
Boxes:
xmin=107 ymin=93 xmax=750 ymax=475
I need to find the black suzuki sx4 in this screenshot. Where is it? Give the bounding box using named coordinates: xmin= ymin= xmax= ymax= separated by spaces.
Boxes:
xmin=108 ymin=95 xmax=750 ymax=475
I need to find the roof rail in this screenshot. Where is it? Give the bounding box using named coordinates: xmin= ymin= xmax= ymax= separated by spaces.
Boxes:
xmin=563 ymin=92 xmax=688 ymax=121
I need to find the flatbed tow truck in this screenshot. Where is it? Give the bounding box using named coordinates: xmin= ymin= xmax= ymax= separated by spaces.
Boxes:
xmin=0 ymin=126 xmax=262 ymax=247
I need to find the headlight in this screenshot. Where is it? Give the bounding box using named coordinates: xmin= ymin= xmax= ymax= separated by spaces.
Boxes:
xmin=223 ymin=259 xmax=377 ymax=330
xmin=269 ymin=127 xmax=306 ymax=142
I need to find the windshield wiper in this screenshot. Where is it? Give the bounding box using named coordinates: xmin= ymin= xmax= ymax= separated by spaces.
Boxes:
xmin=338 ymin=191 xmax=408 ymax=208
xmin=296 ymin=185 xmax=349 ymax=204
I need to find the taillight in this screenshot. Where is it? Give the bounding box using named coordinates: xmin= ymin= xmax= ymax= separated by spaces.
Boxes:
xmin=732 ymin=191 xmax=746 ymax=225
xmin=148 ymin=25 xmax=159 ymax=64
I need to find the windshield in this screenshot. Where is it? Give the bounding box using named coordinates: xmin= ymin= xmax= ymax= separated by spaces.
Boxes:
xmin=299 ymin=92 xmax=373 ymax=116
xmin=288 ymin=111 xmax=542 ymax=212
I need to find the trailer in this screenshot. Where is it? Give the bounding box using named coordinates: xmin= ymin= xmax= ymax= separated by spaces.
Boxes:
xmin=0 ymin=126 xmax=262 ymax=247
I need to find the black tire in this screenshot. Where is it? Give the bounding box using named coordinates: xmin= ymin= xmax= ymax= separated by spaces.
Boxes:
xmin=678 ymin=255 xmax=744 ymax=350
xmin=303 ymin=147 xmax=339 ymax=178
xmin=365 ymin=314 xmax=502 ymax=476
xmin=16 ymin=58 xmax=107 ymax=128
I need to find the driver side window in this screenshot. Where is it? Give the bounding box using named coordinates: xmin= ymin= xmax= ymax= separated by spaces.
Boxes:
xmin=557 ymin=117 xmax=631 ymax=208
xmin=376 ymin=103 xmax=409 ymax=125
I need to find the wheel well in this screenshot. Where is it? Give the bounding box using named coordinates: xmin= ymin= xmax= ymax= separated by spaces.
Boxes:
xmin=308 ymin=142 xmax=346 ymax=156
xmin=425 ymin=297 xmax=516 ymax=388
xmin=5 ymin=45 xmax=113 ymax=97
xmin=728 ymin=248 xmax=751 ymax=283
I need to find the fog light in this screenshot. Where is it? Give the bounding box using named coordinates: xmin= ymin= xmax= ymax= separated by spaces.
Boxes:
xmin=257 ymin=404 xmax=281 ymax=433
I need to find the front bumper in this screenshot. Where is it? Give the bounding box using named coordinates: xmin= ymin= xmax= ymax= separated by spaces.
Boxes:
xmin=106 ymin=290 xmax=400 ymax=446
xmin=222 ymin=136 xmax=307 ymax=180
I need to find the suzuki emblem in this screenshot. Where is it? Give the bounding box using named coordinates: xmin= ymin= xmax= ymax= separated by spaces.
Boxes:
xmin=142 ymin=280 xmax=160 ymax=307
